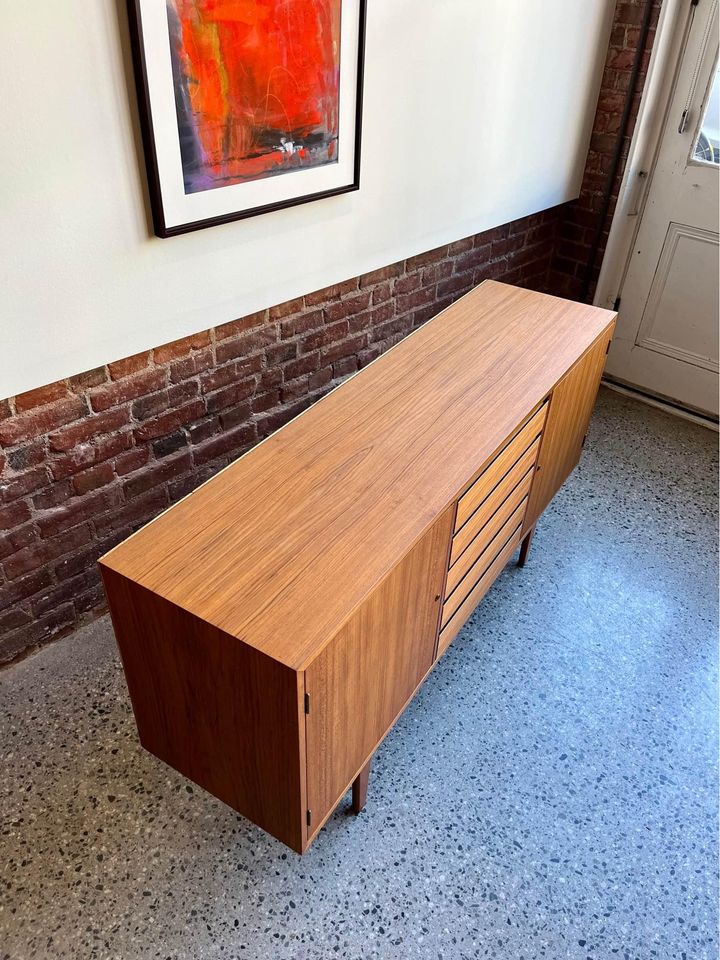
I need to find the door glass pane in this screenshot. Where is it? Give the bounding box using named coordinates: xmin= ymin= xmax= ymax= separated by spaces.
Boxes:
xmin=694 ymin=60 xmax=720 ymax=164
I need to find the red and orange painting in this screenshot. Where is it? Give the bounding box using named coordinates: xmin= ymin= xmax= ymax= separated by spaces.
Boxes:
xmin=166 ymin=0 xmax=342 ymax=194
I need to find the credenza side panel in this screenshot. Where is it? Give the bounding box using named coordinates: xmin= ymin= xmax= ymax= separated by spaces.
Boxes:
xmin=304 ymin=507 xmax=454 ymax=836
xmin=100 ymin=566 xmax=306 ymax=853
xmin=524 ymin=324 xmax=614 ymax=530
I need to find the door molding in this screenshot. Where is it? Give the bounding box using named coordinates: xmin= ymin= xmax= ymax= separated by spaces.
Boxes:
xmin=594 ymin=0 xmax=709 ymax=311
xmin=634 ymin=221 xmax=720 ymax=372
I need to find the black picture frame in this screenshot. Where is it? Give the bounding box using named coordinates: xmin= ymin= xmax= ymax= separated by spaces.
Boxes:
xmin=126 ymin=0 xmax=367 ymax=238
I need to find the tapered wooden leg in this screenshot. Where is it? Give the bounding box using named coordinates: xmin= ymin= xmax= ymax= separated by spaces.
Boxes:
xmin=518 ymin=524 xmax=536 ymax=567
xmin=351 ymin=758 xmax=372 ymax=814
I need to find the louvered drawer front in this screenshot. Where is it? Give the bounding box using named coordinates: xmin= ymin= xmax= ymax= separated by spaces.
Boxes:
xmin=450 ymin=439 xmax=538 ymax=571
xmin=442 ymin=499 xmax=526 ymax=629
xmin=438 ymin=524 xmax=524 ymax=658
xmin=454 ymin=402 xmax=547 ymax=531
xmin=447 ymin=470 xmax=532 ymax=597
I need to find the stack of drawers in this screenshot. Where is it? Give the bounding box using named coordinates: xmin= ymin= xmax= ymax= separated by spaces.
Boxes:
xmin=438 ymin=402 xmax=549 ymax=655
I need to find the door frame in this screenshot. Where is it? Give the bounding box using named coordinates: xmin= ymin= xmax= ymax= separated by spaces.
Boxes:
xmin=595 ymin=0 xmax=716 ymax=315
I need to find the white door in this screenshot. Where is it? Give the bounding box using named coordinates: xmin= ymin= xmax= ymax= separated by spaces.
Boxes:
xmin=606 ymin=0 xmax=720 ymax=417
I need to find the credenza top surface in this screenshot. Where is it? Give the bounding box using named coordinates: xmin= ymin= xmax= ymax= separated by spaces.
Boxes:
xmin=101 ymin=281 xmax=615 ymax=669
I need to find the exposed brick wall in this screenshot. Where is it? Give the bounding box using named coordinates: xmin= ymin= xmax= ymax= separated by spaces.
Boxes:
xmin=549 ymin=0 xmax=662 ymax=302
xmin=0 ymin=208 xmax=560 ymax=663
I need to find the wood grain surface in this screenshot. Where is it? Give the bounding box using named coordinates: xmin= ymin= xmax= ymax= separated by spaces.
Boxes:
xmin=524 ymin=325 xmax=614 ymax=530
xmin=304 ymin=508 xmax=454 ymax=834
xmin=100 ymin=281 xmax=615 ymax=671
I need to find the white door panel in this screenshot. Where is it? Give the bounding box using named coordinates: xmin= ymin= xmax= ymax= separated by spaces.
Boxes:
xmin=607 ymin=0 xmax=719 ymax=417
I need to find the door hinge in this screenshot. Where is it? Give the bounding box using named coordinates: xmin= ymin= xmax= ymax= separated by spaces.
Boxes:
xmin=304 ymin=693 xmax=310 ymax=714
xmin=306 ymin=809 xmax=312 ymax=826
xmin=613 ymin=295 xmax=621 ymax=312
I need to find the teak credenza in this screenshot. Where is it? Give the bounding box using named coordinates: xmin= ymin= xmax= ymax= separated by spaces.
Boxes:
xmin=100 ymin=281 xmax=615 ymax=853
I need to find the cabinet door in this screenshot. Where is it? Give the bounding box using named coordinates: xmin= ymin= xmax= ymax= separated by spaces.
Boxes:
xmin=524 ymin=325 xmax=614 ymax=529
xmin=304 ymin=507 xmax=453 ymax=837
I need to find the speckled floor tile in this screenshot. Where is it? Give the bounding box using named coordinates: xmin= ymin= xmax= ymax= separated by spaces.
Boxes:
xmin=1 ymin=388 xmax=717 ymax=960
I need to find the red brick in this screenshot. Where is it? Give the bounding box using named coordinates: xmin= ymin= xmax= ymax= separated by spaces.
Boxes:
xmin=438 ymin=273 xmax=474 ymax=299
xmin=192 ymin=424 xmax=257 ymax=466
xmin=3 ymin=524 xmax=93 ymax=580
xmin=405 ymin=245 xmax=447 ymax=270
xmin=283 ymin=353 xmax=320 ymax=380
xmin=394 ymin=272 xmax=422 ymax=295
xmin=333 ymin=356 xmax=359 ymax=379
xmin=371 ymin=316 xmax=411 ymax=344
xmin=252 ymin=391 xmax=279 ymax=414
xmin=0 ymin=568 xmax=52 ymax=610
xmin=358 ymin=345 xmax=382 ymax=368
xmin=49 ymin=406 xmax=130 ymax=452
xmin=6 ymin=441 xmax=46 ymax=472
xmin=0 ymin=524 xmax=36 ymax=562
xmin=0 ymin=396 xmax=88 ymax=446
xmin=305 ymin=278 xmax=358 ymax=306
xmin=321 ymin=334 xmax=367 ymax=365
xmin=324 ymin=292 xmax=371 ymax=323
xmin=0 ymin=500 xmax=31 ymax=531
xmin=396 ymin=287 xmax=436 ymax=313
xmin=33 ymin=480 xmax=73 ymax=510
xmin=265 ymin=342 xmax=297 ymax=365
xmin=93 ymin=486 xmax=169 ymax=537
xmin=268 ymin=296 xmax=305 ymax=321
xmin=0 ymin=399 xmax=12 ymax=420
xmin=215 ymin=310 xmax=269 ymax=340
xmin=279 ymin=309 xmax=324 ymax=340
xmin=0 ymin=604 xmax=75 ymax=662
xmin=422 ymin=261 xmax=454 ymax=285
xmin=133 ymin=399 xmax=206 ymax=442
xmin=131 ymin=379 xmax=198 ymax=421
xmin=0 ymin=466 xmax=49 ymax=503
xmin=309 ymin=366 xmax=333 ymax=392
xmin=255 ymin=399 xmax=307 ymax=439
xmin=206 ymin=379 xmax=256 ymax=414
xmin=50 ymin=432 xmax=131 ymax=480
xmin=32 ymin=572 xmax=94 ymax=617
xmin=215 ymin=327 xmax=277 ymax=365
xmin=114 ymin=446 xmax=151 ymax=476
xmin=89 ymin=368 xmax=166 ymax=412
xmin=107 ymin=350 xmax=152 ymax=380
xmin=74 ymin=581 xmax=106 ymax=616
xmin=0 ymin=608 xmax=32 ymax=632
xmin=371 ymin=281 xmax=392 ymax=305
xmin=359 ymin=262 xmax=404 ymax=288
xmin=281 ymin=376 xmax=310 ymax=403
xmin=37 ymin=487 xmax=123 ymax=538
xmin=200 ymin=356 xmax=262 ymax=393
xmin=15 ymin=381 xmax=70 ymax=412
xmin=68 ymin=366 xmax=108 ymax=391
xmin=123 ymin=451 xmax=192 ymax=500
xmin=154 ymin=330 xmax=211 ymax=363
xmin=72 ymin=461 xmax=115 ymax=495
xmin=219 ymin=402 xmax=252 ymax=431
xmin=187 ymin=416 xmax=220 ymax=445
xmin=167 ymin=346 xmax=214 ymax=384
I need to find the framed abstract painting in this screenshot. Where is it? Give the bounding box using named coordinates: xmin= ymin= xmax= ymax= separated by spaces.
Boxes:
xmin=127 ymin=0 xmax=366 ymax=237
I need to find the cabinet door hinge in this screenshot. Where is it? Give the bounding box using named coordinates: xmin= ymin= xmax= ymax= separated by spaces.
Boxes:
xmin=304 ymin=693 xmax=310 ymax=714
xmin=306 ymin=809 xmax=312 ymax=826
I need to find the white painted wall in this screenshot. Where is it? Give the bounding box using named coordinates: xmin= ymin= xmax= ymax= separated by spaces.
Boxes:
xmin=0 ymin=0 xmax=614 ymax=399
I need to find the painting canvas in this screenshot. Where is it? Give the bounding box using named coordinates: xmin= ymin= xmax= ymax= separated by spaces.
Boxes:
xmin=129 ymin=0 xmax=365 ymax=236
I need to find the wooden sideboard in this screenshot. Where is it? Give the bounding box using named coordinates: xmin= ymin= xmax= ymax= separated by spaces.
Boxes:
xmin=100 ymin=281 xmax=615 ymax=853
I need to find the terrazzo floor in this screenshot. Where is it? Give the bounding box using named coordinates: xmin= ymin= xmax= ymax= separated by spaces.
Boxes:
xmin=1 ymin=388 xmax=718 ymax=960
